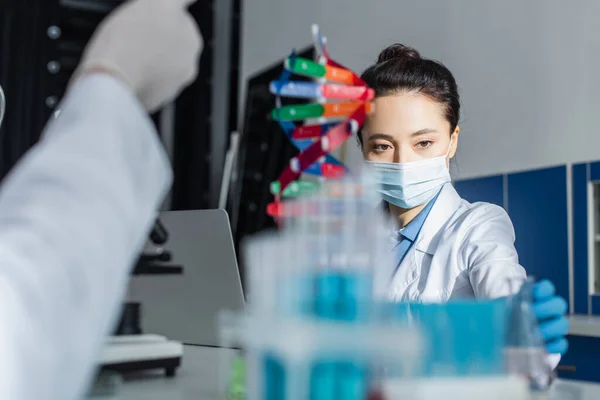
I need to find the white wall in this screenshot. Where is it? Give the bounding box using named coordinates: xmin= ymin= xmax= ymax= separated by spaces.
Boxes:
xmin=241 ymin=0 xmax=600 ymax=180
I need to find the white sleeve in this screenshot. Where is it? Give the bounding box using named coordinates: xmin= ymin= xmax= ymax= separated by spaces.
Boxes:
xmin=461 ymin=204 xmax=527 ymax=299
xmin=0 ymin=74 xmax=172 ymax=400
xmin=461 ymin=204 xmax=561 ymax=370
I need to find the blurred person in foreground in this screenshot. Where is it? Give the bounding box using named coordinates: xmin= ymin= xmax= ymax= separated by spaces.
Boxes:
xmin=0 ymin=0 xmax=202 ymax=398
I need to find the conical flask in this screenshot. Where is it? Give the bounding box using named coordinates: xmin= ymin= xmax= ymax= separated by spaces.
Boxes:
xmin=505 ymin=278 xmax=555 ymax=391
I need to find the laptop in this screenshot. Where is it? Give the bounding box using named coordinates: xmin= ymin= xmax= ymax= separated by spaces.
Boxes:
xmin=127 ymin=209 xmax=245 ymax=347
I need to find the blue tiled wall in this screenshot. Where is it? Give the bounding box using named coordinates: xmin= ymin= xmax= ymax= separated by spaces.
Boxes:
xmin=572 ymin=163 xmax=589 ymax=314
xmin=506 ymin=166 xmax=570 ymax=309
xmin=453 ymin=175 xmax=505 ymax=208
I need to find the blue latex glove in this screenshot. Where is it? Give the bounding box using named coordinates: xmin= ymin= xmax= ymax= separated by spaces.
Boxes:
xmin=532 ymin=279 xmax=569 ymax=355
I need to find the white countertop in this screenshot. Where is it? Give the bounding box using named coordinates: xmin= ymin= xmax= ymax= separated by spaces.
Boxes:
xmin=569 ymin=315 xmax=600 ymax=337
xmin=112 ymin=345 xmax=600 ymax=400
xmin=117 ymin=346 xmax=236 ymax=400
xmin=550 ymin=380 xmax=600 ymax=400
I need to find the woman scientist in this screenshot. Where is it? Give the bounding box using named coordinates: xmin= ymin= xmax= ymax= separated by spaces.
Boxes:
xmin=360 ymin=44 xmax=569 ymax=356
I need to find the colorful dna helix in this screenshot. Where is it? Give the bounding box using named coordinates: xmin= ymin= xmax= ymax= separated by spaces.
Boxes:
xmin=267 ymin=25 xmax=374 ymax=218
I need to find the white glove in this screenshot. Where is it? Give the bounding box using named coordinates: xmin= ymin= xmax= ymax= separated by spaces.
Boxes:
xmin=73 ymin=0 xmax=203 ymax=112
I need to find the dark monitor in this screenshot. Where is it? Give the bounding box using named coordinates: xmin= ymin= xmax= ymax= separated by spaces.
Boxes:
xmin=228 ymin=46 xmax=316 ymax=268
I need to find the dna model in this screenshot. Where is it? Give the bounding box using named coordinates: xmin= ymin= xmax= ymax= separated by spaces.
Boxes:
xmin=267 ymin=25 xmax=374 ymax=218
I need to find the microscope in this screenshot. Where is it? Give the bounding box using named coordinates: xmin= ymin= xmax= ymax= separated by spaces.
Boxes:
xmin=99 ymin=219 xmax=185 ymax=377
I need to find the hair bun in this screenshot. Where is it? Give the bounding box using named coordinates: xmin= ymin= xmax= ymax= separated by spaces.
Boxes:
xmin=377 ymin=44 xmax=421 ymax=63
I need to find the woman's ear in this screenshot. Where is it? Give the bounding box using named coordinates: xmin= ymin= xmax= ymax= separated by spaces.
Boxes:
xmin=449 ymin=126 xmax=460 ymax=159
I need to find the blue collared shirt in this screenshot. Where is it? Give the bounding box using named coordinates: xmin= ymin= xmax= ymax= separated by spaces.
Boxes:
xmin=391 ymin=191 xmax=441 ymax=269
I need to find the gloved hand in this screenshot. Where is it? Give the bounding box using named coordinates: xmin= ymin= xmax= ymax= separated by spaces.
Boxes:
xmin=72 ymin=0 xmax=203 ymax=112
xmin=532 ymin=279 xmax=569 ymax=355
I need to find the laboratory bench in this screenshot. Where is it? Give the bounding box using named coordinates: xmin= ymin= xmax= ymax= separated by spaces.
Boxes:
xmin=116 ymin=345 xmax=233 ymax=400
xmin=110 ymin=345 xmax=600 ymax=400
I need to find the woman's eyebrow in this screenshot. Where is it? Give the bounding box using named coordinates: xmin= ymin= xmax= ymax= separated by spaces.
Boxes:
xmin=366 ymin=133 xmax=395 ymax=142
xmin=411 ymin=128 xmax=438 ymax=137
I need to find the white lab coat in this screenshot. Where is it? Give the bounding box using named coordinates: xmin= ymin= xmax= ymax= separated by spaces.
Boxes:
xmin=386 ymin=182 xmax=561 ymax=369
xmin=387 ymin=182 xmax=527 ymax=303
xmin=0 ymin=75 xmax=172 ymax=399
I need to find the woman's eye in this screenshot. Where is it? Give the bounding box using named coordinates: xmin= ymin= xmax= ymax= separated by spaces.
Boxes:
xmin=373 ymin=144 xmax=392 ymax=152
xmin=416 ymin=141 xmax=433 ymax=149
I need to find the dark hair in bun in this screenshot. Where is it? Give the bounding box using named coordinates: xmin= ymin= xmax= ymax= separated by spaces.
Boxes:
xmin=360 ymin=43 xmax=460 ymax=143
xmin=376 ymin=43 xmax=421 ymax=63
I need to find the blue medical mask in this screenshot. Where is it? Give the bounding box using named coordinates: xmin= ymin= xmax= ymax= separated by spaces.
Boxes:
xmin=365 ymin=140 xmax=452 ymax=209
